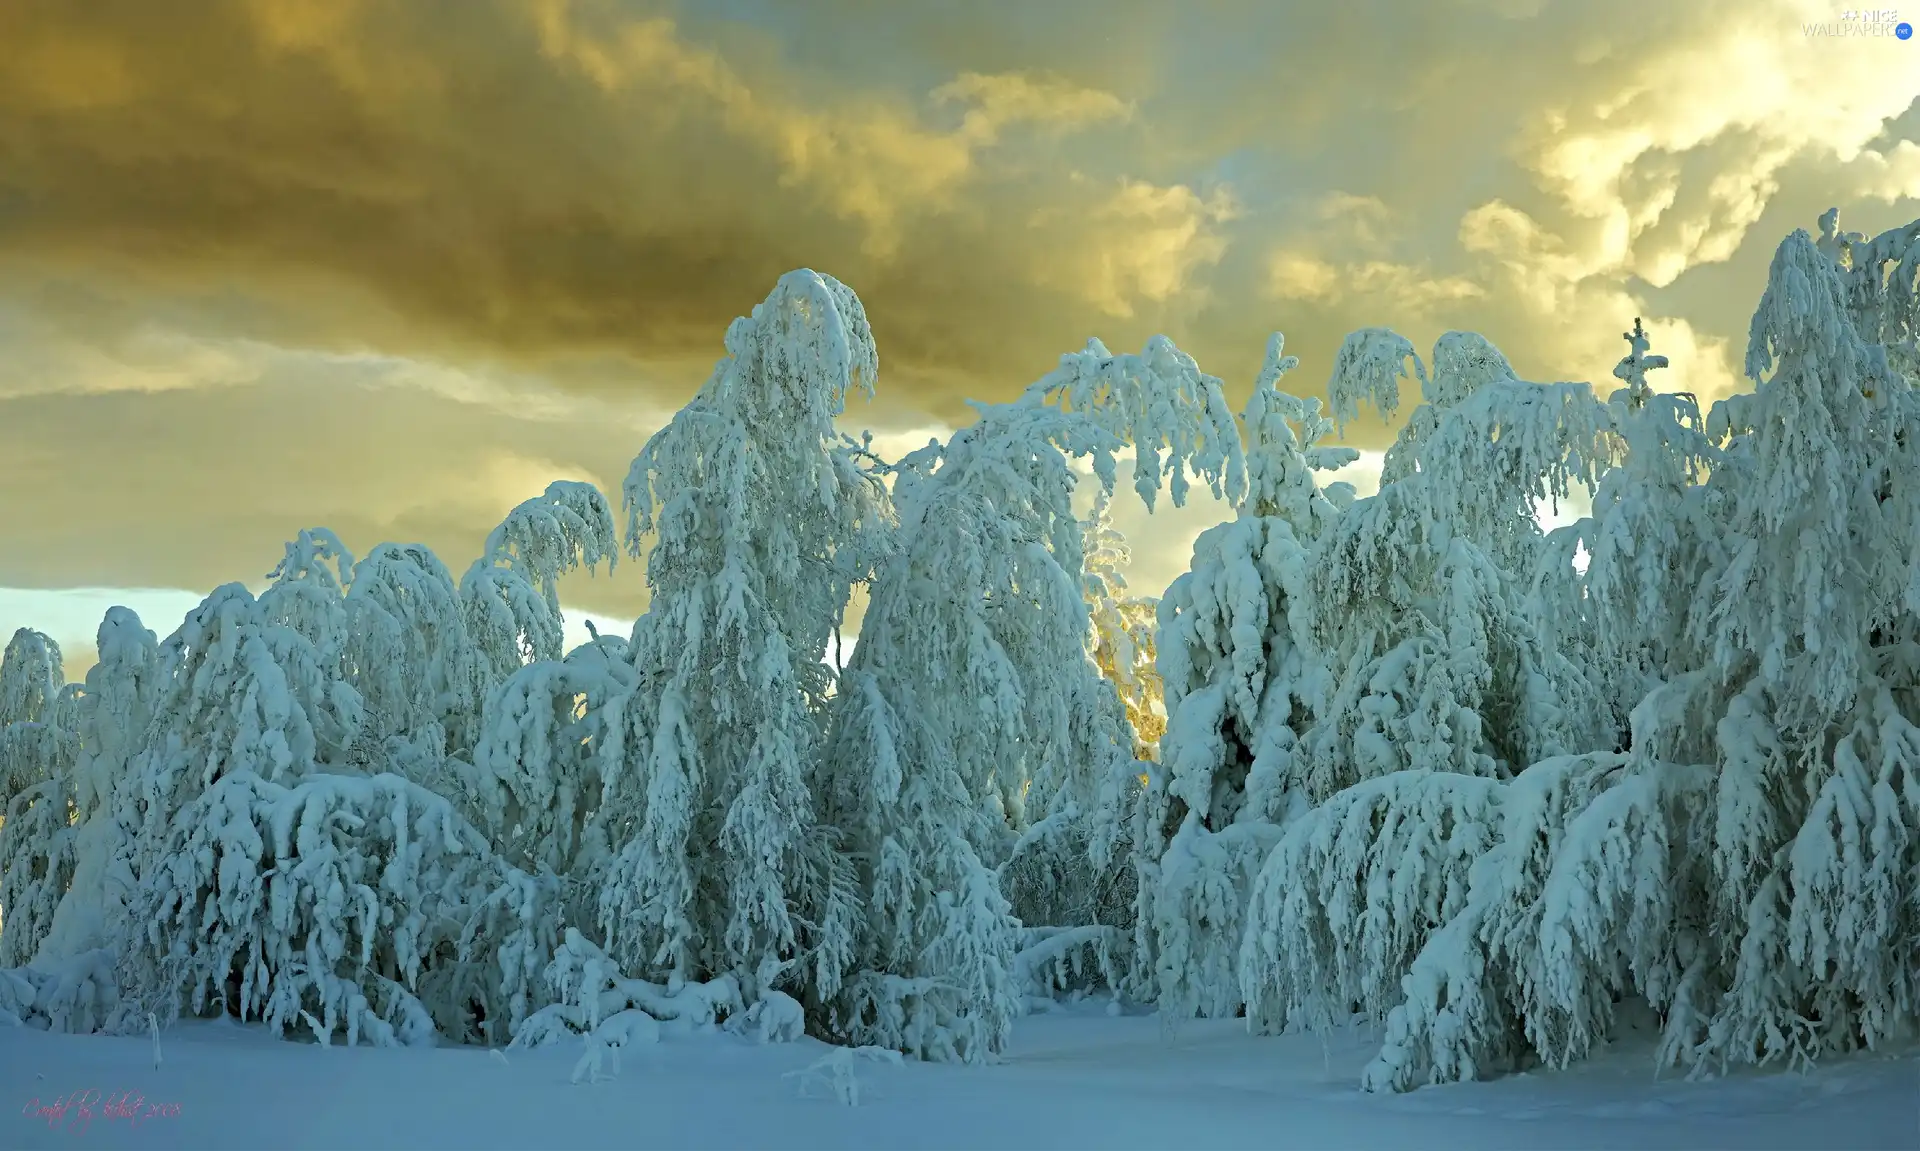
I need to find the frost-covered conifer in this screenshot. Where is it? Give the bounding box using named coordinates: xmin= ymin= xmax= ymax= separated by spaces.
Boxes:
xmin=1131 ymin=335 xmax=1347 ymax=1019
xmin=595 ymin=271 xmax=884 ymax=1015
xmin=0 ymin=629 xmax=78 ymax=968
xmin=1819 ymin=207 xmax=1920 ymax=383
xmin=1658 ymin=225 xmax=1920 ymax=1070
xmin=1307 ymin=331 xmax=1612 ymax=793
xmin=830 ymin=334 xmax=1249 ymax=1053
xmin=1081 ymin=491 xmax=1164 ymax=760
xmin=461 ymin=481 xmax=618 ymax=686
xmin=32 ymin=609 xmax=160 ymax=967
xmin=0 ymin=628 xmax=64 ymax=735
xmin=1532 ymin=321 xmax=1719 ymax=744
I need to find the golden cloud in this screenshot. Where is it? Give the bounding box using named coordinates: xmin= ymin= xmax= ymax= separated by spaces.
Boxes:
xmin=0 ymin=0 xmax=1913 ymax=644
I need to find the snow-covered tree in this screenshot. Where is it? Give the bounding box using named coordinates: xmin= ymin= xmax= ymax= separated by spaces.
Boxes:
xmin=257 ymin=529 xmax=482 ymax=784
xmin=827 ymin=332 xmax=1249 ymax=1057
xmin=831 ymin=398 xmax=1145 ymax=1056
xmin=1531 ymin=321 xmax=1719 ymax=745
xmin=257 ymin=528 xmax=357 ymax=675
xmin=120 ymin=768 xmax=512 ymax=1046
xmin=344 ymin=542 xmax=483 ymax=759
xmin=1237 ymin=328 xmax=1620 ymax=1080
xmin=32 ymin=608 xmax=160 ymax=966
xmin=1244 ymin=216 xmax=1920 ymax=1094
xmin=1007 ymin=335 xmax=1252 ymax=830
xmin=594 ymin=270 xmax=885 ymax=1019
xmin=1031 ymin=335 xmax=1247 ymax=514
xmin=1081 ymin=490 xmax=1164 ymax=760
xmin=1820 ymin=207 xmax=1920 ymax=384
xmin=112 ymin=584 xmax=371 ymax=1023
xmin=1306 ymin=331 xmax=1613 ymax=794
xmin=121 ymin=584 xmax=363 ymax=831
xmin=0 ymin=629 xmax=77 ymax=967
xmin=1653 ymin=224 xmax=1920 ymax=1071
xmin=105 ymin=571 xmax=576 ymax=1047
xmin=0 ymin=725 xmax=77 ymax=969
xmin=461 ymin=481 xmax=618 ymax=686
xmin=467 ymin=632 xmax=636 ymax=879
xmin=0 ymin=627 xmax=64 ymax=734
xmin=1131 ymin=335 xmax=1348 ymax=1020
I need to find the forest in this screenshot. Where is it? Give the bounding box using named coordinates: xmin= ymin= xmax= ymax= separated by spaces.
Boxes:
xmin=0 ymin=207 xmax=1916 ymax=1094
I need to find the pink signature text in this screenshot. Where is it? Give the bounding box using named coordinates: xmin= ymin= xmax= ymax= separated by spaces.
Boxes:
xmin=23 ymin=1089 xmax=181 ymax=1135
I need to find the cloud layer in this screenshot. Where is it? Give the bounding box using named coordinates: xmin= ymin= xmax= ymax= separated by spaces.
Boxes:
xmin=0 ymin=0 xmax=1915 ymax=656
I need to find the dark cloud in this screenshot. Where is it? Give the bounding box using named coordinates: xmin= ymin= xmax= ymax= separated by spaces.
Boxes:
xmin=0 ymin=0 xmax=1242 ymax=423
xmin=0 ymin=0 xmax=1914 ymax=641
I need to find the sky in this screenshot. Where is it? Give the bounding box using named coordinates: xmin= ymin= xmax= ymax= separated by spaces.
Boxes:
xmin=1 ymin=0 xmax=1916 ymax=679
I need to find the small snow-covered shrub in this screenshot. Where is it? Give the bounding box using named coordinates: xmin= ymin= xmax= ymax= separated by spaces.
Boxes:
xmin=508 ymin=927 xmax=743 ymax=1052
xmin=0 ymin=950 xmax=120 ymax=1033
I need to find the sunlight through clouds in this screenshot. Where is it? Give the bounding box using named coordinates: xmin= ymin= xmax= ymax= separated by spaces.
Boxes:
xmin=0 ymin=0 xmax=1910 ymax=625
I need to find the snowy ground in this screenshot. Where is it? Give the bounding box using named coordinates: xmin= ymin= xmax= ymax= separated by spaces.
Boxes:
xmin=2 ymin=1004 xmax=1914 ymax=1150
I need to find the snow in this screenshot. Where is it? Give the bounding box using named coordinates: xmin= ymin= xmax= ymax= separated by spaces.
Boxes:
xmin=1 ymin=1003 xmax=1912 ymax=1151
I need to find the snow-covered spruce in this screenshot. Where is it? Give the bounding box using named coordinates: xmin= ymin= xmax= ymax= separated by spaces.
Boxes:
xmin=0 ymin=627 xmax=66 ymax=735
xmin=1129 ymin=335 xmax=1347 ymax=1020
xmin=0 ymin=628 xmax=81 ymax=969
xmin=32 ymin=609 xmax=161 ymax=969
xmin=461 ymin=481 xmax=619 ymax=687
xmin=1657 ymin=224 xmax=1920 ymax=1073
xmin=1306 ymin=334 xmax=1613 ymax=798
xmin=594 ymin=271 xmax=884 ymax=1024
xmin=1080 ymin=489 xmax=1165 ymax=761
xmin=831 ymin=333 xmax=1250 ymax=1055
xmin=0 ymin=724 xmax=79 ymax=969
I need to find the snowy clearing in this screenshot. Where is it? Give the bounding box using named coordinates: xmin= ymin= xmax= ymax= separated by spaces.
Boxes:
xmin=3 ymin=1005 xmax=1914 ymax=1150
